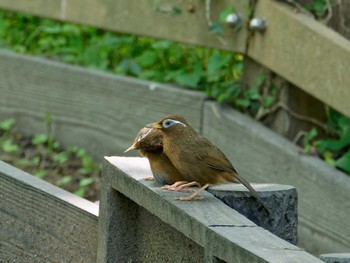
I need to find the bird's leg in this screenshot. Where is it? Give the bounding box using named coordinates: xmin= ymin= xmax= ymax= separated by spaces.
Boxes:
xmin=176 ymin=184 xmax=210 ymax=201
xmin=174 ymin=181 xmax=201 ymax=190
xmin=163 ymin=181 xmax=201 ymax=193
xmin=162 ymin=181 xmax=189 ymax=191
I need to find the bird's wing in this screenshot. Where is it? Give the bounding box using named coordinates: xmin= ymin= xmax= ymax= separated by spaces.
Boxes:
xmin=198 ymin=138 xmax=262 ymax=199
xmin=199 ymin=138 xmax=238 ymax=174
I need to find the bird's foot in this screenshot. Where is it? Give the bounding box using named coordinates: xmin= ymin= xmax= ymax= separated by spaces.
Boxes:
xmin=162 ymin=181 xmax=189 ymax=191
xmin=144 ymin=177 xmax=155 ymax=181
xmin=175 ymin=183 xmax=209 ymax=201
xmin=162 ymin=184 xmax=193 ymax=193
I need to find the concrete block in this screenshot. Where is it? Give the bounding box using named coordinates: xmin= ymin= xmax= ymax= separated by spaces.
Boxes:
xmin=208 ymin=184 xmax=298 ymax=244
xmin=320 ymin=254 xmax=350 ymax=263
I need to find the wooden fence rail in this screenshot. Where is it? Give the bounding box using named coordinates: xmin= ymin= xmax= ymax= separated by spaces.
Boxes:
xmin=1 ymin=51 xmax=349 ymax=255
xmin=0 ymin=160 xmax=98 ymax=262
xmin=0 ymin=0 xmax=350 ymax=117
xmin=98 ymin=156 xmax=322 ymax=263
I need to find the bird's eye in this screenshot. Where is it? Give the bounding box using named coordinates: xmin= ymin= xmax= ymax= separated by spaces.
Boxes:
xmin=162 ymin=119 xmax=174 ymax=129
xmin=137 ymin=134 xmax=145 ymax=142
xmin=162 ymin=119 xmax=186 ymax=129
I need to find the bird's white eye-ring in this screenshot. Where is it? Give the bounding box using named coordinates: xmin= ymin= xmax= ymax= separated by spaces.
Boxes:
xmin=162 ymin=119 xmax=186 ymax=129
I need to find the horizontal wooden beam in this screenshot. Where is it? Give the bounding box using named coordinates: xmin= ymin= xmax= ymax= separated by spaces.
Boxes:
xmin=0 ymin=160 xmax=98 ymax=262
xmin=0 ymin=0 xmax=248 ymax=53
xmin=2 ymin=0 xmax=350 ymax=117
xmin=248 ymin=0 xmax=350 ymax=117
xmin=0 ymin=50 xmax=206 ymax=160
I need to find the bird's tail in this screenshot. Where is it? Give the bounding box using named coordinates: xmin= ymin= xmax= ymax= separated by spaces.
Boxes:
xmin=234 ymin=172 xmax=270 ymax=215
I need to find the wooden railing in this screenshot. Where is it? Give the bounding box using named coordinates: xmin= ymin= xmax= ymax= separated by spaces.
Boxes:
xmin=1 ymin=0 xmax=350 ymax=261
xmin=97 ymin=156 xmax=322 ymax=262
xmin=0 ymin=160 xmax=98 ymax=262
xmin=0 ymin=0 xmax=349 ymax=117
xmin=0 ymin=50 xmax=349 ymax=256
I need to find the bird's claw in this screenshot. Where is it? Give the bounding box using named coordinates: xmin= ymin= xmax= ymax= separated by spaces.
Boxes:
xmin=162 ymin=185 xmax=193 ymax=193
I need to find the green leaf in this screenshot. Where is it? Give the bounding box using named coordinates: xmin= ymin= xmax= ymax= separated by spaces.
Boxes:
xmin=263 ymin=95 xmax=275 ymax=108
xmin=136 ymin=51 xmax=158 ymax=67
xmin=251 ymin=73 xmax=266 ymax=89
xmin=1 ymin=139 xmax=19 ymax=153
xmin=246 ymin=88 xmax=260 ymax=100
xmin=323 ymin=151 xmax=335 ymax=167
xmin=207 ymin=50 xmax=231 ymax=81
xmin=317 ymin=133 xmax=350 ymax=153
xmin=151 ymin=40 xmax=171 ymax=50
xmin=0 ymin=118 xmax=16 ymax=131
xmin=208 ymin=21 xmax=224 ymax=34
xmin=313 ymin=0 xmax=326 ymax=16
xmin=32 ymin=134 xmax=48 ymax=145
xmin=175 ymin=64 xmax=203 ymax=88
xmin=53 ymin=152 xmax=69 ymax=164
xmin=170 ymin=7 xmax=182 ymax=16
xmin=74 ymin=188 xmax=85 ymax=197
xmin=303 ymin=128 xmax=318 ymax=146
xmin=35 ymin=170 xmax=47 ymax=178
xmin=338 ymin=116 xmax=350 ymax=137
xmin=80 ymin=178 xmax=94 ymax=187
xmin=335 ymin=150 xmax=350 ymax=174
xmin=235 ymin=98 xmax=250 ymax=108
xmin=118 ymin=59 xmax=141 ymax=76
xmin=219 ymin=6 xmax=234 ymax=23
xmin=60 ymin=175 xmax=72 ymax=185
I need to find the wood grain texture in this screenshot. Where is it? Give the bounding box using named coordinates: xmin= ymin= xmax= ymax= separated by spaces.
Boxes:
xmin=100 ymin=157 xmax=322 ymax=262
xmin=248 ymin=0 xmax=350 ymax=118
xmin=0 ymin=0 xmax=62 ymax=19
xmin=0 ymin=0 xmax=248 ymax=53
xmin=0 ymin=50 xmax=206 ymax=160
xmin=202 ymin=102 xmax=350 ymax=255
xmin=0 ymin=161 xmax=98 ymax=262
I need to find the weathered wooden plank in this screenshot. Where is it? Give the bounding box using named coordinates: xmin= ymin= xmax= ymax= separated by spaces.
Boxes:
xmin=0 ymin=50 xmax=206 ymax=160
xmin=0 ymin=0 xmax=62 ymax=19
xmin=0 ymin=160 xmax=98 ymax=262
xmin=202 ymin=101 xmax=350 ymax=255
xmin=0 ymin=0 xmax=249 ymax=53
xmin=99 ymin=157 xmax=322 ymax=262
xmin=248 ymin=0 xmax=350 ymax=118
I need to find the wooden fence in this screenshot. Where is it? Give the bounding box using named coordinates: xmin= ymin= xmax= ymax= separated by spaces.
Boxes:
xmin=0 ymin=0 xmax=349 ymax=118
xmin=0 ymin=51 xmax=349 ymax=256
xmin=0 ymin=160 xmax=98 ymax=262
xmin=1 ymin=0 xmax=350 ymax=261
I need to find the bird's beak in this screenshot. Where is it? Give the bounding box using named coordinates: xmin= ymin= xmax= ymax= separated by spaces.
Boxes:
xmin=145 ymin=122 xmax=162 ymax=129
xmin=124 ymin=143 xmax=137 ymax=153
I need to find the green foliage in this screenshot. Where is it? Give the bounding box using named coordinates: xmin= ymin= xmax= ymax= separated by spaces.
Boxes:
xmin=0 ymin=117 xmax=101 ymax=200
xmin=302 ymin=0 xmax=330 ymax=18
xmin=303 ymin=109 xmax=350 ymax=174
xmin=0 ymin=10 xmax=243 ymax=104
xmin=1 ymin=9 xmax=350 ymax=178
xmin=303 ymin=128 xmax=318 ymax=153
xmin=0 ymin=118 xmax=16 ymax=131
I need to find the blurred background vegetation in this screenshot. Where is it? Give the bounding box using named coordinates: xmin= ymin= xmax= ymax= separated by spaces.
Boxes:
xmin=1 ymin=2 xmax=350 ymax=201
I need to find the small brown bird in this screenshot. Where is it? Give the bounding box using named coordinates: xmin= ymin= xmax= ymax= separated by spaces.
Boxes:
xmin=146 ymin=115 xmax=268 ymax=211
xmin=125 ymin=127 xmax=186 ymax=186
